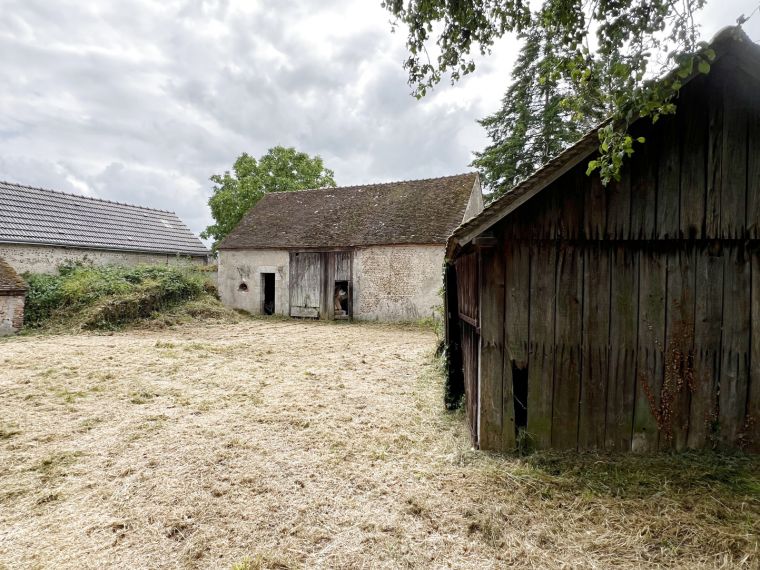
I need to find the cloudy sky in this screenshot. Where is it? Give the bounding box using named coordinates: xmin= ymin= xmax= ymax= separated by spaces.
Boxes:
xmin=1 ymin=1 xmax=758 ymax=238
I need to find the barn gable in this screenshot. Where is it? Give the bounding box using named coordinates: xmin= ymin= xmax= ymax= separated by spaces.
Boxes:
xmin=445 ymin=27 xmax=760 ymax=453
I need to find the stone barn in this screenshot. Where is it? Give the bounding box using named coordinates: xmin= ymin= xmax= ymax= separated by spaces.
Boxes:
xmin=0 ymin=180 xmax=209 ymax=274
xmin=218 ymin=174 xmax=483 ymax=321
xmin=444 ymin=28 xmax=760 ymax=454
xmin=0 ymin=257 xmax=27 ymax=336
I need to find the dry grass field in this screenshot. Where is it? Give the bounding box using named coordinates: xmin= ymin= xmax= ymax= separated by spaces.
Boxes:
xmin=0 ymin=320 xmax=758 ymax=569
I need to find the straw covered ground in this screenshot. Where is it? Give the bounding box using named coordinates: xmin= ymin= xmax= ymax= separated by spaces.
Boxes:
xmin=0 ymin=320 xmax=758 ymax=569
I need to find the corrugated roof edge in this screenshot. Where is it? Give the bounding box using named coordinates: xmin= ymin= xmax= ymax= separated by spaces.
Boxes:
xmin=445 ymin=26 xmax=760 ymax=260
xmin=0 ymin=180 xmax=176 ymax=214
xmin=0 ymin=237 xmax=209 ymax=257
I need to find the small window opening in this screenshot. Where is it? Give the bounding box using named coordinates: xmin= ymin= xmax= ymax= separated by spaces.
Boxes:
xmin=238 ymin=282 xmax=248 ymax=292
xmin=512 ymin=362 xmax=528 ymax=435
xmin=334 ymin=280 xmax=348 ymax=318
xmin=261 ymin=273 xmax=275 ymax=315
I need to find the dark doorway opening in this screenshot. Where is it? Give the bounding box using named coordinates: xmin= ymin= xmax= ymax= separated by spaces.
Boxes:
xmin=512 ymin=362 xmax=528 ymax=435
xmin=334 ymin=280 xmax=349 ymax=319
xmin=261 ymin=273 xmax=275 ymax=315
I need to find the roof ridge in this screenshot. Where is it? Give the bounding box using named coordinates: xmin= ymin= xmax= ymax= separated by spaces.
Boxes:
xmin=0 ymin=180 xmax=178 ymax=215
xmin=265 ymin=172 xmax=477 ymax=195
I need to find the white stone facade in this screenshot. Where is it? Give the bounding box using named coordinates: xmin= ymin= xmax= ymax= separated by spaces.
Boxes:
xmin=218 ymin=249 xmax=290 ymax=316
xmin=0 ymin=244 xmax=207 ymax=275
xmin=218 ymin=245 xmax=444 ymax=322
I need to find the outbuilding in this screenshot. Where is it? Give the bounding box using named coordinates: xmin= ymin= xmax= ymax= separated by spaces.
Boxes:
xmin=444 ymin=28 xmax=760 ymax=453
xmin=218 ymin=174 xmax=483 ymax=321
xmin=0 ymin=257 xmax=27 ymax=336
xmin=0 ymin=181 xmax=209 ymax=274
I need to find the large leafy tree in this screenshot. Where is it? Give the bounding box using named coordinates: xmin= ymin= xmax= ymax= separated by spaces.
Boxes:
xmin=472 ymin=24 xmax=604 ymax=198
xmin=202 ymin=146 xmax=336 ymax=249
xmin=384 ymin=0 xmax=714 ymax=184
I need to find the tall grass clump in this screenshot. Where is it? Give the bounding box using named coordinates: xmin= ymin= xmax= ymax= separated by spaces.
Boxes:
xmin=23 ymin=263 xmax=212 ymax=330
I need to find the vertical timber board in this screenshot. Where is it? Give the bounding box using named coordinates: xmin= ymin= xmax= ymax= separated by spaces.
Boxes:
xmin=606 ymin=167 xmax=631 ymax=240
xmin=579 ymin=244 xmax=611 ymax=450
xmin=679 ymin=76 xmax=708 ymax=240
xmin=502 ymin=240 xmax=529 ymax=449
xmin=527 ymin=242 xmax=557 ymax=448
xmin=661 ymin=246 xmax=696 ymax=451
xmin=688 ymin=243 xmax=724 ymax=449
xmin=551 ymin=243 xmax=583 ymax=449
xmin=706 ymin=64 xmax=724 ymax=238
xmin=478 ymin=246 xmax=506 ymax=451
xmin=584 ymin=173 xmax=607 ymax=240
xmin=633 ymin=247 xmax=666 ymax=453
xmin=630 ymin=131 xmax=658 ymax=240
xmin=748 ymin=244 xmax=760 ymax=452
xmin=720 ymin=68 xmax=749 ymax=240
xmin=556 ymin=169 xmax=585 ymax=240
xmin=656 ymin=115 xmax=681 ymax=239
xmin=719 ymin=243 xmax=750 ymax=448
xmin=289 ymin=252 xmax=323 ymax=315
xmin=748 ymin=110 xmax=760 ymax=239
xmin=605 ymin=246 xmax=639 ymax=450
xmin=323 ymin=252 xmax=334 ymax=320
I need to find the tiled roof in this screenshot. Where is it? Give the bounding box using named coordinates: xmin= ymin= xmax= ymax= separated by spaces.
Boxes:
xmin=219 ymin=173 xmax=479 ymax=250
xmin=0 ymin=181 xmax=209 ymax=257
xmin=0 ymin=257 xmax=27 ymax=293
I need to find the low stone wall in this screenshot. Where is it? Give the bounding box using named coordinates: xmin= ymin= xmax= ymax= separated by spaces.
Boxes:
xmin=0 ymin=294 xmax=24 ymax=336
xmin=0 ymin=244 xmax=207 ymax=275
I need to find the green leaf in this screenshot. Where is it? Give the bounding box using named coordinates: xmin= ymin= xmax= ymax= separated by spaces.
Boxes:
xmin=698 ymin=60 xmax=710 ymax=74
xmin=637 ymin=137 xmax=646 ymax=144
xmin=586 ymin=160 xmax=599 ymax=176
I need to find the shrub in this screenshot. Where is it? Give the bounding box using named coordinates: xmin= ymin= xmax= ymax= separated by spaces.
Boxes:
xmin=23 ymin=264 xmax=209 ymax=330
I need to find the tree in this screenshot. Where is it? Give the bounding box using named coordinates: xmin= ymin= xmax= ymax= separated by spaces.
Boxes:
xmin=202 ymin=146 xmax=336 ymax=249
xmin=384 ymin=0 xmax=714 ymax=184
xmin=472 ymin=25 xmax=604 ymax=199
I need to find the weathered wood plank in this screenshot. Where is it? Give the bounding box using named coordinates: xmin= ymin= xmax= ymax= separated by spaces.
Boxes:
xmin=579 ymin=244 xmax=610 ymax=450
xmin=289 ymin=252 xmax=322 ymax=317
xmin=748 ymin=244 xmax=760 ymax=452
xmin=630 ymin=129 xmax=658 ymax=240
xmin=556 ymin=168 xmax=585 ymax=240
xmin=719 ymin=243 xmax=751 ymax=448
xmin=656 ymin=116 xmax=681 ymax=239
xmin=720 ymin=73 xmax=749 ymax=240
xmin=706 ymin=66 xmax=724 ymax=238
xmin=502 ymin=240 xmax=530 ymax=448
xmin=584 ymin=172 xmax=606 ymax=240
xmin=747 ymin=108 xmax=760 ymax=239
xmin=661 ymin=246 xmax=696 ymax=451
xmin=478 ymin=246 xmax=506 ymax=451
xmin=527 ymin=242 xmax=557 ymax=449
xmin=552 ymin=243 xmax=583 ymax=449
xmin=606 ymin=166 xmax=631 ymax=240
xmin=679 ymin=77 xmax=708 ymax=239
xmin=605 ymin=246 xmax=639 ymax=451
xmin=688 ymin=242 xmax=724 ymax=449
xmin=633 ymin=247 xmax=666 ymax=453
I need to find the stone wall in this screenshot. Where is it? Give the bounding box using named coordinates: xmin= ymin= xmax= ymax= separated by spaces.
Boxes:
xmin=218 ymin=249 xmax=290 ymax=316
xmin=0 ymin=243 xmax=207 ymax=275
xmin=352 ymin=244 xmax=444 ymax=322
xmin=0 ymin=294 xmax=24 ymax=336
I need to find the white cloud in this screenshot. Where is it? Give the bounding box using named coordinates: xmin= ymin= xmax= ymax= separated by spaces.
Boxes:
xmin=0 ymin=0 xmax=757 ymax=239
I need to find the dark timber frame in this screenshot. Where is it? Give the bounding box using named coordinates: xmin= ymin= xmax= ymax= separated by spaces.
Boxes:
xmin=445 ymin=29 xmax=760 ymax=453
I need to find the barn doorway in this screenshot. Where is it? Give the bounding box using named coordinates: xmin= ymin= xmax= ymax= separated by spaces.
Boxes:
xmin=261 ymin=273 xmax=275 ymax=315
xmin=334 ymin=280 xmax=349 ymax=319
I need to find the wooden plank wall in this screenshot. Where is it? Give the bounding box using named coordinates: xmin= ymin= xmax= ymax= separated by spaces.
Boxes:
xmin=469 ymin=57 xmax=760 ymax=452
xmin=455 ymin=252 xmax=480 ymax=444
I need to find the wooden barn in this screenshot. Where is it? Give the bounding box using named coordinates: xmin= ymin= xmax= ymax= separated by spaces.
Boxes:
xmin=444 ymin=28 xmax=760 ymax=453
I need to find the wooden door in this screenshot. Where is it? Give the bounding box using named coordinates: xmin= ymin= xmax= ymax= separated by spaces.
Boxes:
xmin=290 ymin=252 xmax=322 ymax=318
